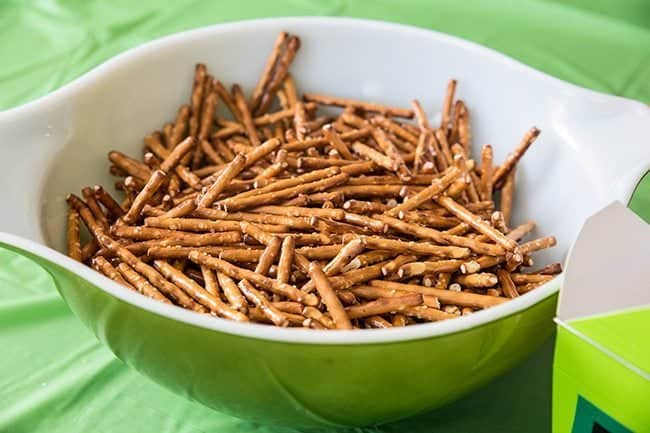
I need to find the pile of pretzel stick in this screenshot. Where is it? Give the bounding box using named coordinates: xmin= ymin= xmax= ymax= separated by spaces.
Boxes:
xmin=65 ymin=31 xmax=561 ymax=330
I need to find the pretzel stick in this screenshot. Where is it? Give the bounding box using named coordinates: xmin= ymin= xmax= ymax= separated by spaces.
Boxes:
xmin=197 ymin=153 xmax=247 ymax=208
xmin=170 ymin=105 xmax=191 ymax=147
xmin=159 ymin=136 xmax=195 ymax=173
xmin=364 ymin=316 xmax=392 ymax=328
xmin=323 ymin=238 xmax=365 ymax=277
xmin=232 ymin=84 xmax=260 ymax=146
xmin=436 ymin=195 xmax=518 ymax=251
xmin=493 ymin=127 xmax=540 ymax=188
xmin=67 ymin=209 xmax=83 ymax=261
xmin=215 ymin=272 xmax=248 ymax=312
xmin=121 ymin=170 xmax=167 ymax=225
xmin=82 ymin=187 xmax=109 ymax=230
xmin=479 ymin=144 xmax=494 ymax=202
xmin=501 ymin=168 xmax=515 ymax=226
xmin=308 ymin=263 xmax=353 ymax=329
xmin=531 ymin=263 xmax=562 ymax=275
xmin=189 ymin=64 xmax=206 ymax=137
xmin=392 ymin=314 xmax=407 ymax=327
xmin=323 ymin=124 xmax=354 ymax=160
xmin=212 ymin=80 xmax=241 ymax=122
xmin=343 ymin=250 xmax=396 ymax=272
xmin=403 ymin=306 xmax=455 ymax=322
xmin=277 ymin=236 xmax=295 ymax=284
xmin=188 ymin=251 xmax=318 ymax=305
xmin=456 ymin=273 xmax=498 ymax=288
xmin=91 ymin=256 xmax=131 ymax=287
xmin=348 ymin=286 xmax=440 ymax=309
xmin=369 ymin=280 xmax=507 ymax=309
xmin=381 ymin=255 xmax=417 ymax=277
xmin=297 ymin=245 xmax=342 ymax=260
xmin=371 ymin=116 xmax=419 ymax=146
xmin=384 ymin=166 xmax=461 ymax=218
xmin=145 ymin=217 xmax=287 ymax=233
xmin=372 ymin=128 xmax=411 ymax=180
xmin=108 ymin=151 xmax=151 ymax=181
xmin=343 ymin=200 xmax=389 ymax=214
xmin=356 ymin=235 xmax=470 ymax=259
xmin=249 ymin=31 xmax=288 ymax=113
xmin=237 ymin=280 xmax=288 ymax=326
xmin=198 ymin=89 xmax=217 ymax=143
xmin=303 ymin=94 xmax=414 ymax=119
xmin=283 ymin=128 xmax=372 ymax=152
xmin=219 ymin=172 xmax=349 ymax=212
xmin=396 ymin=260 xmax=464 ymax=279
xmin=351 ymin=141 xmax=397 ymax=172
xmin=496 ymin=269 xmax=519 ymax=299
xmin=346 ymin=294 xmax=423 ymax=319
xmin=255 ymin=236 xmax=282 ymax=276
xmin=254 ymin=149 xmax=288 ymax=182
xmin=112 ymin=225 xmax=241 ymax=242
xmin=200 ymin=266 xmax=219 ymax=296
xmin=256 ymin=35 xmax=301 ymax=115
xmin=92 ymin=185 xmax=125 ymax=219
xmin=116 ymin=262 xmax=171 ymax=302
xmin=440 ymin=79 xmax=457 ymax=133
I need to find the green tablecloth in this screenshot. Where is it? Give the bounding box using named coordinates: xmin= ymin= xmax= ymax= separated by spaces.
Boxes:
xmin=1 ymin=1 xmax=649 ymax=432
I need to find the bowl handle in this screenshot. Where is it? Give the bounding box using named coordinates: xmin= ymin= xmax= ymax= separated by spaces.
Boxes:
xmin=0 ymin=102 xmax=68 ymax=241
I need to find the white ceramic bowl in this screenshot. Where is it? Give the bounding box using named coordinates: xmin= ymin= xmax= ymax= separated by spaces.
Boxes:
xmin=0 ymin=18 xmax=648 ymax=426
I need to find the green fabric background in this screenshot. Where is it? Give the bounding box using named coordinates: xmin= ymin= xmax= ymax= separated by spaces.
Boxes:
xmin=1 ymin=1 xmax=649 ymax=432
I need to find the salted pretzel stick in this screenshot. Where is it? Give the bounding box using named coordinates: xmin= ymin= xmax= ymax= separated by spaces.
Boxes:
xmin=200 ymin=140 xmax=225 ymax=165
xmin=159 ymin=136 xmax=195 ymax=173
xmin=510 ymin=273 xmax=554 ymax=284
xmin=293 ymin=101 xmax=307 ymax=141
xmin=254 ymin=149 xmax=288 ymax=182
xmin=232 ymin=84 xmax=260 ymax=146
xmin=188 ymin=251 xmax=318 ymax=305
xmin=493 ymin=127 xmax=540 ymax=188
xmin=342 ymin=250 xmax=396 ymax=272
xmin=356 ymin=235 xmax=470 ymax=258
xmin=343 ymin=200 xmax=389 ymax=214
xmin=371 ymin=128 xmax=411 ymax=180
xmin=116 ymin=262 xmax=171 ymax=302
xmin=108 ymin=151 xmax=151 ymax=181
xmin=255 ymin=236 xmax=282 ymax=276
xmin=392 ymin=314 xmax=407 ymax=327
xmin=249 ymin=31 xmax=288 ymax=112
xmin=145 ymin=216 xmax=288 ymax=233
xmin=121 ymin=170 xmax=167 ymax=225
xmin=323 ymin=124 xmax=354 ymax=160
xmin=496 ymin=269 xmax=519 ymax=299
xmin=238 ymin=280 xmax=288 ymax=326
xmin=303 ymin=93 xmax=414 ymax=119
xmin=369 ymin=280 xmax=507 ymax=309
xmin=113 ymin=226 xmax=242 ymax=245
xmin=433 ymin=128 xmax=454 ymax=168
xmin=188 ymin=64 xmax=206 ymax=137
xmin=381 ymin=255 xmax=417 ymax=277
xmin=531 ymin=263 xmax=562 ymax=275
xmin=154 ymin=260 xmax=247 ymax=321
xmin=193 ymin=208 xmax=311 ymax=229
xmin=383 ymin=166 xmax=461 ymax=218
xmin=91 ymin=256 xmax=131 ymax=288
xmin=219 ymin=172 xmax=349 ymax=212
xmin=213 ymin=272 xmax=247 ymax=313
xmin=374 ymin=214 xmax=505 ymax=256
xmin=364 ymin=316 xmax=392 ymax=328
xmin=479 ymin=144 xmax=494 ymax=202
xmin=351 ymin=141 xmax=397 ymax=172
xmin=456 ymin=273 xmax=498 ymax=288
xmin=222 ymin=166 xmax=340 ymax=202
xmin=93 ymin=185 xmax=125 ymax=218
xmin=213 ymin=80 xmax=241 ymax=122
xmin=146 ymin=246 xmax=262 ymax=262
xmin=198 ymin=90 xmax=217 ymax=143
xmin=346 ymin=294 xmax=423 ymax=319
xmin=308 ymin=263 xmax=353 ymax=329
xmin=277 ymin=236 xmax=295 ymax=284
xmin=169 ymin=105 xmax=191 ymax=147
xmin=396 ymin=260 xmax=464 ymax=279
xmin=82 ymin=187 xmax=109 ymax=230
xmin=348 ymin=285 xmax=440 ymax=309
xmin=283 ymin=127 xmax=372 ymax=152
xmin=66 ymin=209 xmax=83 ymax=261
xmin=372 ymin=116 xmax=419 ymax=147
xmin=256 ymin=35 xmax=301 ymax=115
xmin=197 ymin=153 xmax=247 ymax=208
xmin=200 ymin=266 xmax=219 ymax=296
xmin=436 ymin=195 xmax=518 ymax=251
xmin=95 ymin=232 xmax=206 ymax=312
xmin=297 ymin=245 xmax=342 ymax=260
xmin=440 ymin=79 xmax=457 ymax=133
xmin=403 ymin=306 xmax=455 ymax=322
xmin=501 ymin=168 xmax=515 ymax=225
xmin=323 ymin=238 xmax=365 ymax=277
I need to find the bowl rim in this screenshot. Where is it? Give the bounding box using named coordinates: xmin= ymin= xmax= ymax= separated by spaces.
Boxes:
xmin=0 ymin=16 xmax=642 ymax=345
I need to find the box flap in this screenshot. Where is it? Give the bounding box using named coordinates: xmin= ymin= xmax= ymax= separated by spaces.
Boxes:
xmin=557 ymin=201 xmax=650 ymax=321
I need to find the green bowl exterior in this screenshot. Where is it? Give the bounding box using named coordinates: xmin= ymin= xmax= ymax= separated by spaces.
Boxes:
xmin=21 ymin=248 xmax=557 ymax=427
